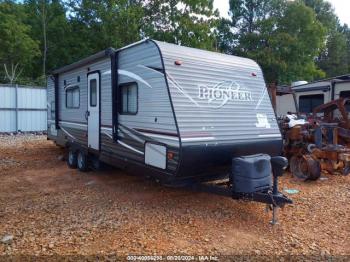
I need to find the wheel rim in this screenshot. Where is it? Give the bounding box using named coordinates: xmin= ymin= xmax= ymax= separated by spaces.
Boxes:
xmin=77 ymin=153 xmax=83 ymax=168
xmin=69 ymin=151 xmax=74 ymax=165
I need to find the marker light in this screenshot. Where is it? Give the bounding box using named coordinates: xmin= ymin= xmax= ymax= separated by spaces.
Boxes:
xmin=167 ymin=152 xmax=174 ymax=160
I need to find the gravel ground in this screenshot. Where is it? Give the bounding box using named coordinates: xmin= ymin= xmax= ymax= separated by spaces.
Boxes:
xmin=0 ymin=135 xmax=349 ymax=259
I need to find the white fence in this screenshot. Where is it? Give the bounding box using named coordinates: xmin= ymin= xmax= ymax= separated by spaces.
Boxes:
xmin=0 ymin=84 xmax=47 ymax=133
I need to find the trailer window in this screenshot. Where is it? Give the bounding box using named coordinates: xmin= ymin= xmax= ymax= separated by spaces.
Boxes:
xmin=66 ymin=86 xmax=80 ymax=108
xmin=120 ymin=82 xmax=138 ymax=114
xmin=340 ymin=91 xmax=350 ymax=111
xmin=299 ymin=94 xmax=324 ymax=113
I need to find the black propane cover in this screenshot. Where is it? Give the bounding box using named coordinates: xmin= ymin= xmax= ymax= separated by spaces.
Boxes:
xmin=232 ymin=154 xmax=272 ymax=193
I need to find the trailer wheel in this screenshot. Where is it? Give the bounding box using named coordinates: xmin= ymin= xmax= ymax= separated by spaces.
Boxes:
xmin=77 ymin=151 xmax=89 ymax=172
xmin=67 ymin=149 xmax=77 ymax=169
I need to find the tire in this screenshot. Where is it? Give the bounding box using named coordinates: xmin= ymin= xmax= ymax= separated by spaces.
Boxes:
xmin=290 ymin=155 xmax=321 ymax=181
xmin=77 ymin=151 xmax=89 ymax=172
xmin=67 ymin=149 xmax=77 ymax=169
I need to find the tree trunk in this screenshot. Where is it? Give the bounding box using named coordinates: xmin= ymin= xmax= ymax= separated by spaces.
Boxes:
xmin=4 ymin=63 xmax=22 ymax=85
xmin=41 ymin=0 xmax=47 ymax=84
xmin=170 ymin=0 xmax=178 ymax=44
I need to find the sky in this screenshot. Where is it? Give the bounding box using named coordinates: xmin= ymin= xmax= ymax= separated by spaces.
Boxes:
xmin=213 ymin=0 xmax=350 ymax=25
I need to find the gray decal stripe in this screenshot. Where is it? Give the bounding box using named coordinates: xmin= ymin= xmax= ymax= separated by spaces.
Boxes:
xmin=118 ymin=69 xmax=152 ymax=88
xmin=60 ymin=126 xmax=76 ymax=140
xmin=119 ymin=125 xmax=145 ymax=144
xmin=255 ymin=85 xmax=267 ymax=110
xmin=167 ymin=72 xmax=200 ymax=107
xmin=139 ymin=132 xmax=179 ymax=141
xmin=117 ymin=140 xmax=144 ymax=155
xmin=118 ymin=123 xmax=158 ymax=143
xmin=102 ymin=67 xmax=153 ymax=89
xmin=102 ymin=129 xmax=144 ymax=155
xmin=102 ymin=130 xmax=113 ymax=139
xmin=137 ymin=64 xmax=165 ymax=75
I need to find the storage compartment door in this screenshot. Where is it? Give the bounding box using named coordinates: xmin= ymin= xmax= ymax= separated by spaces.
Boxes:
xmin=145 ymin=143 xmax=166 ymax=169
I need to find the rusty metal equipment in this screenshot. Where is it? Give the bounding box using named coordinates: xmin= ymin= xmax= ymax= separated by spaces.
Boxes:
xmin=281 ymin=98 xmax=350 ymax=180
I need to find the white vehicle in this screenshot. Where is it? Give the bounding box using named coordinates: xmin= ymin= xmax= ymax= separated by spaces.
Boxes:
xmin=293 ymin=75 xmax=350 ymax=114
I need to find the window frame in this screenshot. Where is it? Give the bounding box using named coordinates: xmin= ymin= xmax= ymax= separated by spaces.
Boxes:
xmin=119 ymin=82 xmax=138 ymax=115
xmin=298 ymin=94 xmax=324 ymax=113
xmin=65 ymin=85 xmax=80 ymax=109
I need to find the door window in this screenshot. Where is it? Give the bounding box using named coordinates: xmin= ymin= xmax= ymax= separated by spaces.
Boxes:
xmin=90 ymin=79 xmax=97 ymax=107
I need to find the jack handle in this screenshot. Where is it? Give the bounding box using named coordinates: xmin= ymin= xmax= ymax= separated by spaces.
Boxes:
xmin=270 ymin=156 xmax=288 ymax=225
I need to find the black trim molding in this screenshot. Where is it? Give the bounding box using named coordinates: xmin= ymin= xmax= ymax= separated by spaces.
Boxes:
xmin=54 ymin=74 xmax=60 ymax=129
xmin=111 ymin=51 xmax=118 ymax=142
xmin=149 ymin=39 xmax=182 ymax=176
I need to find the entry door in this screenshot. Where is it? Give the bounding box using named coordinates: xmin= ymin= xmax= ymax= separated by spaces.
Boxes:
xmin=87 ymin=73 xmax=100 ymax=150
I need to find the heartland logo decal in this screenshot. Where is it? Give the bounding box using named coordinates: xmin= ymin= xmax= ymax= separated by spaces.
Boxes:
xmin=198 ymin=81 xmax=253 ymax=107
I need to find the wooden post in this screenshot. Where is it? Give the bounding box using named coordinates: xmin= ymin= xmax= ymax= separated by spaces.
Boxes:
xmin=268 ymin=82 xmax=277 ymax=112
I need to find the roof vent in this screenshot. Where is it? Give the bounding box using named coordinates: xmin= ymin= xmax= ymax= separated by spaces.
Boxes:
xmin=291 ymin=81 xmax=308 ymax=87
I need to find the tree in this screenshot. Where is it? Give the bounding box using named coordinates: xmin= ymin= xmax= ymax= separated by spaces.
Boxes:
xmin=0 ymin=1 xmax=40 ymax=84
xmin=303 ymin=0 xmax=337 ymax=30
xmin=343 ymin=24 xmax=350 ymax=72
xmin=219 ymin=0 xmax=326 ymax=84
xmin=317 ymin=29 xmax=349 ymax=77
xmin=67 ymin=0 xmax=144 ymax=53
xmin=215 ymin=18 xmax=235 ymax=53
xmin=228 ymin=0 xmax=284 ymax=34
xmin=304 ymin=0 xmax=349 ymax=77
xmin=24 ymin=0 xmax=75 ymax=82
xmin=143 ymin=0 xmax=219 ymax=50
xmin=269 ymin=1 xmax=326 ymax=83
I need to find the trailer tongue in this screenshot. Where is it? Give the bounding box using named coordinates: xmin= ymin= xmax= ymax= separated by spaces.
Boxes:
xmin=192 ymin=155 xmax=292 ymax=225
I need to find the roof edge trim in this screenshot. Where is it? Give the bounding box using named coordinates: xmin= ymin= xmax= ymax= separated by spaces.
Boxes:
xmin=52 ymin=47 xmax=115 ymax=75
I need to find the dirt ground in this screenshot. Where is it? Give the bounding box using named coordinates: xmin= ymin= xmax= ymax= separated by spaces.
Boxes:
xmin=0 ymin=135 xmax=349 ymax=259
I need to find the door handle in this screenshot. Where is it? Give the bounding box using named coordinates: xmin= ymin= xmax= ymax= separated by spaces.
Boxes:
xmin=85 ymin=111 xmax=90 ymax=120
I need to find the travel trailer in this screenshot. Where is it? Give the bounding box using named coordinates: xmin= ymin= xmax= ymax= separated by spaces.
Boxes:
xmin=47 ymin=39 xmax=291 ymax=223
xmin=292 ymin=75 xmax=350 ymax=114
xmin=271 ymin=76 xmax=350 ymax=116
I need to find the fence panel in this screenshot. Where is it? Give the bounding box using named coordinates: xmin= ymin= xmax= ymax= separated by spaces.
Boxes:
xmin=0 ymin=84 xmax=47 ymax=133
